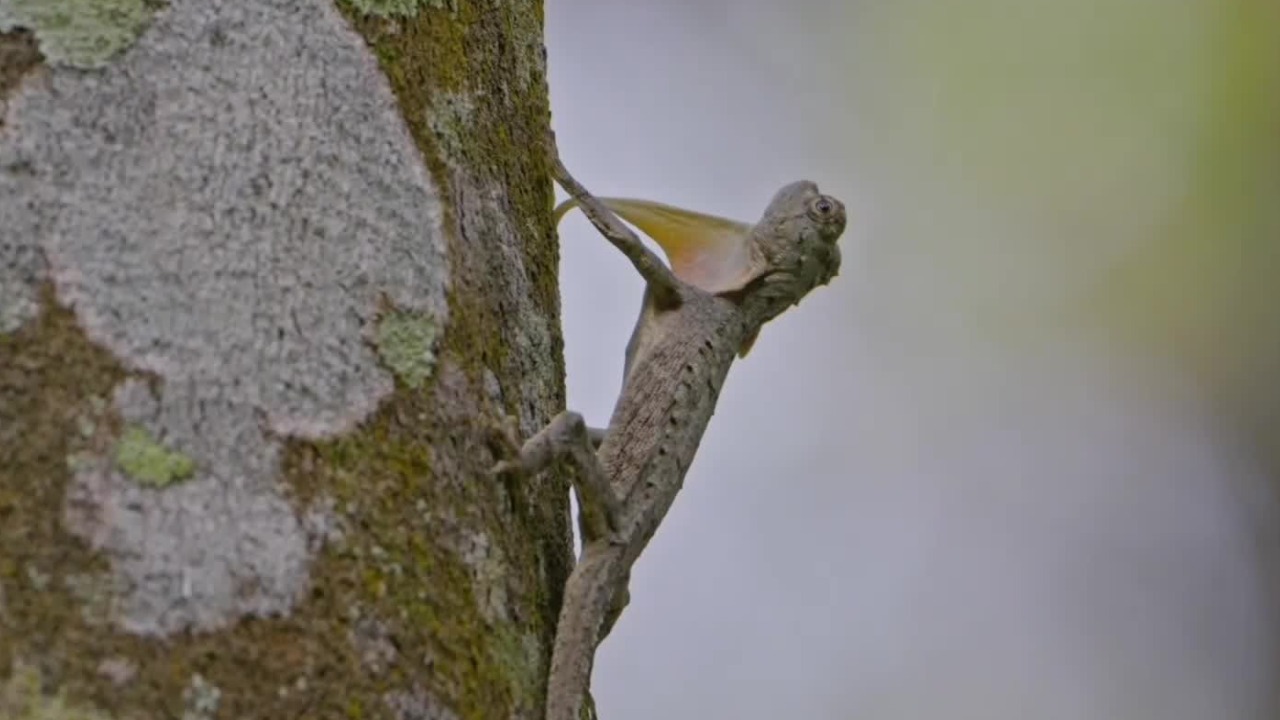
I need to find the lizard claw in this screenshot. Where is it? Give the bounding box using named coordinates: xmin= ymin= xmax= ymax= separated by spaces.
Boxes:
xmin=485 ymin=414 xmax=525 ymax=476
xmin=489 ymin=459 xmax=524 ymax=478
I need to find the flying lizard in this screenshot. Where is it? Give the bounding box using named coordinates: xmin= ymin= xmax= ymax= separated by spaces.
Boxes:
xmin=491 ymin=135 xmax=847 ymax=720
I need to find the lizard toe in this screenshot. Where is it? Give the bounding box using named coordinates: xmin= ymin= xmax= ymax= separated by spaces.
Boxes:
xmin=488 ymin=458 xmax=525 ymax=478
xmin=484 ymin=414 xmax=524 ymax=459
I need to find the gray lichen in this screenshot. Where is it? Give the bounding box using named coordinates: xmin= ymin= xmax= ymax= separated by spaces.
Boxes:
xmin=0 ymin=288 xmax=40 ymax=334
xmin=0 ymin=198 xmax=44 ymax=334
xmin=457 ymin=528 xmax=509 ymax=623
xmin=96 ymin=657 xmax=138 ymax=687
xmin=0 ymin=0 xmax=158 ymax=69
xmin=181 ymin=673 xmax=222 ymax=720
xmin=384 ymin=685 xmax=460 ymax=720
xmin=349 ymin=616 xmax=399 ymax=675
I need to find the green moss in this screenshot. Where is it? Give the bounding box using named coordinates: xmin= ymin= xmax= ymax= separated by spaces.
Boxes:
xmin=374 ymin=311 xmax=439 ymax=389
xmin=489 ymin=625 xmax=542 ymax=709
xmin=343 ymin=0 xmax=453 ymax=18
xmin=0 ymin=0 xmax=160 ymax=69
xmin=0 ymin=662 xmax=116 ymax=720
xmin=113 ymin=424 xmax=195 ymax=487
xmin=284 ymin=428 xmax=536 ymax=719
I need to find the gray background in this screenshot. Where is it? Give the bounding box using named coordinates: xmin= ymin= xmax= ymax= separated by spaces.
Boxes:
xmin=545 ymin=2 xmax=1277 ymax=718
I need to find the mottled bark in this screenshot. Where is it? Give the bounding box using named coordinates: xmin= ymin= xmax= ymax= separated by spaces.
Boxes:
xmin=0 ymin=2 xmax=571 ymax=719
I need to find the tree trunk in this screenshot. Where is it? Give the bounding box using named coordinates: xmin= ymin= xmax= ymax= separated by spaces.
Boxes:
xmin=0 ymin=2 xmax=572 ymax=718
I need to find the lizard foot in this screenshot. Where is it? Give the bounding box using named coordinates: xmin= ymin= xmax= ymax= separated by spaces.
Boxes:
xmin=485 ymin=414 xmax=526 ymax=477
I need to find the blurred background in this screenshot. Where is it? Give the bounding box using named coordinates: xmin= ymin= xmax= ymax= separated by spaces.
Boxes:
xmin=544 ymin=1 xmax=1280 ymax=718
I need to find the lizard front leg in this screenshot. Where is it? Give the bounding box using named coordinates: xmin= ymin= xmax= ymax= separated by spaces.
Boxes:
xmin=490 ymin=411 xmax=621 ymax=544
xmin=547 ymin=134 xmax=685 ymax=310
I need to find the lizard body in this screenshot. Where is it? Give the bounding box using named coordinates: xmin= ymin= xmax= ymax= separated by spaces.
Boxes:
xmin=492 ymin=140 xmax=846 ymax=720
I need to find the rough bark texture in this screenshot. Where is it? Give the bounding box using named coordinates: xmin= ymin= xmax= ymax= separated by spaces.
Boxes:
xmin=0 ymin=2 xmax=570 ymax=719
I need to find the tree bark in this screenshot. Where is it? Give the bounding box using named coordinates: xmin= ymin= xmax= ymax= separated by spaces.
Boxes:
xmin=0 ymin=2 xmax=572 ymax=718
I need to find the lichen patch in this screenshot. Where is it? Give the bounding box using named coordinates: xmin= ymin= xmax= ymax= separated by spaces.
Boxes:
xmin=375 ymin=311 xmax=440 ymax=389
xmin=0 ymin=0 xmax=158 ymax=69
xmin=114 ymin=424 xmax=195 ymax=487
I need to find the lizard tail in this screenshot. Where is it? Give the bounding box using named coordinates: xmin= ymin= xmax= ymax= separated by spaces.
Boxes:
xmin=545 ymin=548 xmax=620 ymax=720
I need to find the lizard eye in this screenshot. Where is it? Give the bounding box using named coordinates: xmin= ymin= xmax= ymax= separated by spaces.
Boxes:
xmin=809 ymin=197 xmax=835 ymax=218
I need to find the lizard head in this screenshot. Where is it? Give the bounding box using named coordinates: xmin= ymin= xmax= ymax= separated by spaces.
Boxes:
xmin=740 ymin=180 xmax=846 ymax=319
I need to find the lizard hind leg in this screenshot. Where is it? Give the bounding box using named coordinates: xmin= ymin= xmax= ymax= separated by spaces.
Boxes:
xmin=490 ymin=411 xmax=622 ymax=543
